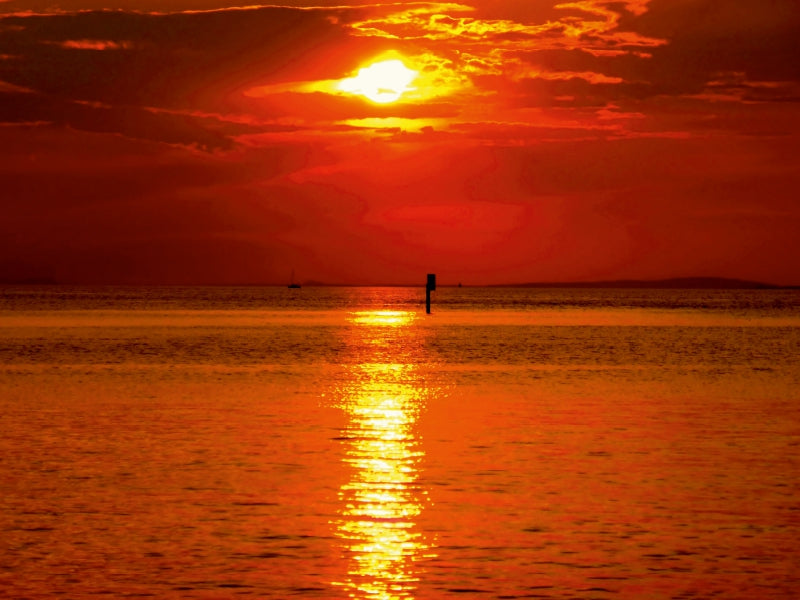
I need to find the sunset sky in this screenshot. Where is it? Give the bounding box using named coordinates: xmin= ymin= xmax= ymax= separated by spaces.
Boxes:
xmin=2 ymin=0 xmax=799 ymax=285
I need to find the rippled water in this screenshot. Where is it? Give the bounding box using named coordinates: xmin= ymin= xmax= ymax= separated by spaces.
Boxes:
xmin=1 ymin=286 xmax=799 ymax=599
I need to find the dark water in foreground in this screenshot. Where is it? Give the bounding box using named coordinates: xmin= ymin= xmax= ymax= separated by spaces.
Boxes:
xmin=1 ymin=286 xmax=799 ymax=599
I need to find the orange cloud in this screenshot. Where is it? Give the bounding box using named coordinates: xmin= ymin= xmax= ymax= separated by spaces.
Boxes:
xmin=58 ymin=39 xmax=133 ymax=50
xmin=348 ymin=1 xmax=665 ymax=54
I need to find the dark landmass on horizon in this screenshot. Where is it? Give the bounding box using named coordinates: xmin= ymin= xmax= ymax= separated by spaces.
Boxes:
xmin=492 ymin=277 xmax=793 ymax=289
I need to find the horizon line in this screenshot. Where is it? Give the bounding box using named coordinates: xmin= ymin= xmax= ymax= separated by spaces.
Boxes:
xmin=2 ymin=276 xmax=798 ymax=289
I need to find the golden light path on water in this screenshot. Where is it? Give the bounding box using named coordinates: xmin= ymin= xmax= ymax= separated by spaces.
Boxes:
xmin=331 ymin=310 xmax=436 ymax=600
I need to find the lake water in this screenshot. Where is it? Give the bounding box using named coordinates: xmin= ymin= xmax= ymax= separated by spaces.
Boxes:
xmin=1 ymin=286 xmax=799 ymax=599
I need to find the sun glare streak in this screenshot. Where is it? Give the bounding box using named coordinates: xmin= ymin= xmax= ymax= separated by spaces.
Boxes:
xmin=245 ymin=50 xmax=467 ymax=110
xmin=338 ymin=59 xmax=419 ymax=104
xmin=330 ymin=310 xmax=436 ymax=599
xmin=351 ymin=310 xmax=417 ymax=327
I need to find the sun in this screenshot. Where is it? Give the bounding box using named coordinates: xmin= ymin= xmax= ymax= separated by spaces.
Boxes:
xmin=337 ymin=58 xmax=419 ymax=104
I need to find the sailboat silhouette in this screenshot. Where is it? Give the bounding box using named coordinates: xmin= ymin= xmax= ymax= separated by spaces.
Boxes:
xmin=288 ymin=269 xmax=301 ymax=289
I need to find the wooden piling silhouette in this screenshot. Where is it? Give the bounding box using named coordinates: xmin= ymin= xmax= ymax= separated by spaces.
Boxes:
xmin=426 ymin=273 xmax=436 ymax=314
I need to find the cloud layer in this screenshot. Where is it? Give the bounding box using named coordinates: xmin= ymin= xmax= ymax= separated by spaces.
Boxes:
xmin=2 ymin=1 xmax=799 ymax=284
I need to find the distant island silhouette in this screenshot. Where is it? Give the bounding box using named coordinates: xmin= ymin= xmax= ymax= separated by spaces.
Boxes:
xmin=494 ymin=277 xmax=785 ymax=289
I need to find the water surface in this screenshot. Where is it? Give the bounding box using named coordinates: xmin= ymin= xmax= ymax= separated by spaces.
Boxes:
xmin=1 ymin=286 xmax=798 ymax=598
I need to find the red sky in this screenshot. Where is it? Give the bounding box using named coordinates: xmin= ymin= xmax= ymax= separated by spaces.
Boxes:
xmin=2 ymin=0 xmax=799 ymax=285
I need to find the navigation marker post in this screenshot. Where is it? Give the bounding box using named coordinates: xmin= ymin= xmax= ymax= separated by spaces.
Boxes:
xmin=426 ymin=273 xmax=436 ymax=314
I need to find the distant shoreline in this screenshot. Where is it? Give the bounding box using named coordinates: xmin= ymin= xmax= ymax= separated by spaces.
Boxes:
xmin=487 ymin=277 xmax=795 ymax=290
xmin=1 ymin=276 xmax=797 ymax=289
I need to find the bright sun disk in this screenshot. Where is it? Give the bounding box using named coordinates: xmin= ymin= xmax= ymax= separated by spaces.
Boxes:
xmin=337 ymin=59 xmax=418 ymax=104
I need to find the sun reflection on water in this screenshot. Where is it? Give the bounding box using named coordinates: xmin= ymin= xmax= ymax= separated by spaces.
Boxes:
xmin=331 ymin=310 xmax=435 ymax=599
xmin=350 ymin=310 xmax=417 ymax=327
